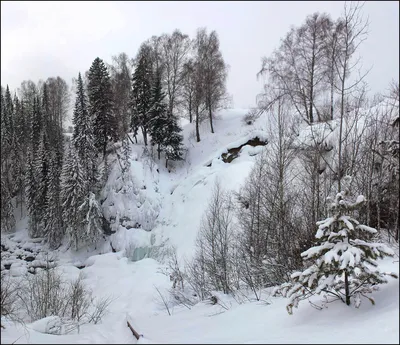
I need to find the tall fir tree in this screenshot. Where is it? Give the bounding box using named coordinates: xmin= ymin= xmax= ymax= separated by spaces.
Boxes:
xmin=25 ymin=97 xmax=46 ymax=237
xmin=78 ymin=191 xmax=103 ymax=246
xmin=0 ymin=177 xmax=15 ymax=233
xmin=31 ymin=96 xmax=43 ymax=153
xmin=33 ymin=130 xmax=50 ymax=237
xmin=45 ymin=150 xmax=64 ymax=248
xmin=13 ymin=96 xmax=27 ymax=202
xmin=4 ymin=85 xmax=15 ymax=145
xmin=25 ymin=150 xmax=40 ymax=237
xmin=73 ymin=72 xmax=98 ymax=190
xmin=1 ymin=90 xmax=15 ymax=233
xmin=87 ymin=57 xmax=118 ymax=159
xmin=148 ymin=67 xmax=169 ymax=160
xmin=121 ymin=135 xmax=131 ymax=178
xmin=163 ymin=112 xmax=184 ymax=169
xmin=60 ymin=144 xmax=87 ymax=250
xmin=278 ymin=176 xmax=398 ymax=313
xmin=130 ymin=44 xmax=153 ymax=146
xmin=2 ymin=86 xmax=15 ymax=192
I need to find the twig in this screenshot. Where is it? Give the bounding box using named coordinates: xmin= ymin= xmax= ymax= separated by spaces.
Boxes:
xmin=154 ymin=285 xmax=171 ymax=316
xmin=308 ymin=300 xmax=323 ymax=310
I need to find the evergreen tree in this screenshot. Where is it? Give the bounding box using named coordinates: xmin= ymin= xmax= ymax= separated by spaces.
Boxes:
xmin=1 ymin=87 xmax=15 ymax=193
xmin=87 ymin=57 xmax=118 ymax=158
xmin=148 ymin=67 xmax=169 ymax=160
xmin=130 ymin=113 xmax=139 ymax=144
xmin=45 ymin=151 xmax=64 ymax=248
xmin=278 ymin=176 xmax=398 ymax=313
xmin=163 ymin=112 xmax=184 ymax=169
xmin=60 ymin=144 xmax=87 ymax=250
xmin=12 ymin=96 xmax=26 ymax=217
xmin=25 ymin=97 xmax=46 ymax=237
xmin=0 ymin=177 xmax=15 ymax=233
xmin=32 ymin=96 xmax=43 ymax=152
xmin=0 ymin=91 xmax=8 ymax=169
xmin=78 ymin=192 xmax=103 ymax=246
xmin=72 ymin=72 xmax=98 ymax=190
xmin=33 ymin=130 xmax=50 ymax=236
xmin=1 ymin=89 xmax=15 ymax=233
xmin=130 ymin=44 xmax=153 ymax=146
xmin=121 ymin=135 xmax=131 ymax=178
xmin=25 ymin=150 xmax=40 ymax=237
xmin=3 ymin=85 xmax=14 ymax=143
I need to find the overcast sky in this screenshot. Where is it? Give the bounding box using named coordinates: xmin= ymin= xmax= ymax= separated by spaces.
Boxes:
xmin=1 ymin=1 xmax=399 ymax=109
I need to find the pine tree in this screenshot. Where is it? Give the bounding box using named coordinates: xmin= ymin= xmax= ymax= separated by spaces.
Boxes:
xmin=148 ymin=67 xmax=169 ymax=160
xmin=25 ymin=150 xmax=40 ymax=237
xmin=72 ymin=72 xmax=98 ymax=190
xmin=0 ymin=177 xmax=15 ymax=233
xmin=278 ymin=176 xmax=398 ymax=313
xmin=4 ymin=85 xmax=14 ymax=144
xmin=1 ymin=89 xmax=15 ymax=233
xmin=31 ymin=96 xmax=43 ymax=153
xmin=12 ymin=96 xmax=26 ymax=217
xmin=60 ymin=144 xmax=87 ymax=250
xmin=130 ymin=44 xmax=153 ymax=146
xmin=87 ymin=57 xmax=118 ymax=158
xmin=1 ymin=91 xmax=8 ymax=168
xmin=33 ymin=130 xmax=50 ymax=236
xmin=45 ymin=151 xmax=64 ymax=248
xmin=121 ymin=135 xmax=131 ymax=177
xmin=163 ymin=112 xmax=184 ymax=169
xmin=25 ymin=97 xmax=45 ymax=237
xmin=78 ymin=192 xmax=103 ymax=246
xmin=1 ymin=87 xmax=15 ymax=192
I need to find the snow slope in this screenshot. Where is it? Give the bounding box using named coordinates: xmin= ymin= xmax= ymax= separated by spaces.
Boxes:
xmin=1 ymin=108 xmax=399 ymax=344
xmin=1 ymin=255 xmax=398 ymax=344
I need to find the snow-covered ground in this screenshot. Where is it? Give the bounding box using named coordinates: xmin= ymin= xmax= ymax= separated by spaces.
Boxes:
xmin=1 ymin=108 xmax=399 ymax=343
xmin=1 ymin=254 xmax=398 ymax=344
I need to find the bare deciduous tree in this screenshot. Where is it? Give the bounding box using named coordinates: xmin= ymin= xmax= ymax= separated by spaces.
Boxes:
xmin=108 ymin=52 xmax=133 ymax=137
xmin=161 ymin=30 xmax=191 ymax=117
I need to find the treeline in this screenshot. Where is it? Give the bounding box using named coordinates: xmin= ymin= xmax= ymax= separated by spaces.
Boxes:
xmin=0 ymin=27 xmax=229 ymax=250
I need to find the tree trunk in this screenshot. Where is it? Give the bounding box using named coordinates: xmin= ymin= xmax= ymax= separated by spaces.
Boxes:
xmin=395 ymin=196 xmax=399 ymax=242
xmin=195 ymin=106 xmax=201 ymax=142
xmin=330 ymin=63 xmax=335 ymax=121
xmin=142 ymin=127 xmax=147 ymax=146
xmin=338 ymin=67 xmax=346 ymax=192
xmin=189 ymin=97 xmax=192 ymax=123
xmin=344 ymin=270 xmax=350 ymax=305
xmin=157 ymin=144 xmax=161 ymax=160
xmin=209 ymin=104 xmax=214 ymax=133
xmin=309 ymin=66 xmax=315 ymax=124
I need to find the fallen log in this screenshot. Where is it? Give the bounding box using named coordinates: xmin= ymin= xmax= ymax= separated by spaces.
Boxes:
xmin=127 ymin=320 xmax=141 ymax=340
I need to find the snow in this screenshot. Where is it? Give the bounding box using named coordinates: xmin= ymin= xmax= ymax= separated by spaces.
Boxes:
xmin=1 ymin=254 xmax=398 ymax=344
xmin=1 ymin=108 xmax=399 ymax=344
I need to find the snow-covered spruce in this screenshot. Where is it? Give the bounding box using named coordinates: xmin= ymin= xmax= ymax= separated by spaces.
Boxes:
xmin=276 ymin=176 xmax=398 ymax=314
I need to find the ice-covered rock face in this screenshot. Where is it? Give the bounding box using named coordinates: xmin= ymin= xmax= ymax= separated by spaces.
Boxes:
xmin=100 ymin=150 xmax=162 ymax=234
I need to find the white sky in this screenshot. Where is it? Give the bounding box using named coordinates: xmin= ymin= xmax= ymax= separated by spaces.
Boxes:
xmin=1 ymin=1 xmax=399 ymax=109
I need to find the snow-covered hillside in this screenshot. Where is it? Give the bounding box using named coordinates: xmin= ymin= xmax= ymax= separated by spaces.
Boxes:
xmin=1 ymin=108 xmax=399 ymax=344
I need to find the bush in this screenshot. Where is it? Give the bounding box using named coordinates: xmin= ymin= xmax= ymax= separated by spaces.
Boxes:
xmin=14 ymin=264 xmax=111 ymax=333
xmin=1 ymin=271 xmax=21 ymax=326
xmin=242 ymin=108 xmax=262 ymax=125
xmin=18 ymin=266 xmax=67 ymax=322
xmin=187 ymin=181 xmax=236 ymax=298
